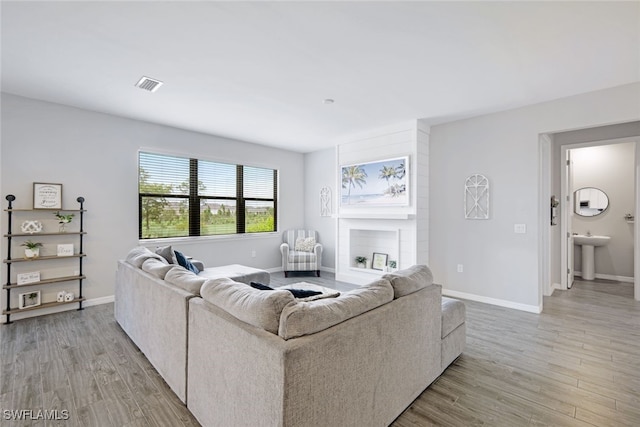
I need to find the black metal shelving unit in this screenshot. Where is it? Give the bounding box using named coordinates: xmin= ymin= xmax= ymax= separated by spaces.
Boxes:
xmin=3 ymin=195 xmax=86 ymax=324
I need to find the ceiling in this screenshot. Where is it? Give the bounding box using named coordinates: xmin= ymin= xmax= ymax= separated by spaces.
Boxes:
xmin=2 ymin=1 xmax=639 ymax=153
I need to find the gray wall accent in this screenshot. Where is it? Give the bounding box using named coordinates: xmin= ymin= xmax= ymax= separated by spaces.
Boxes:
xmin=303 ymin=147 xmax=336 ymax=270
xmin=1 ymin=93 xmax=304 ymax=309
xmin=430 ymin=82 xmax=640 ymax=310
xmin=571 ymin=142 xmax=635 ymax=278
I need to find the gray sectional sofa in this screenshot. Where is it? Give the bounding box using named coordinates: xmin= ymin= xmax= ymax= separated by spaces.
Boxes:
xmin=115 ymin=246 xmax=465 ymax=426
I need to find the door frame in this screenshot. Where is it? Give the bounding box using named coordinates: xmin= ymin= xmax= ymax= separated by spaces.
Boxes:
xmin=554 ymin=137 xmax=639 ymax=299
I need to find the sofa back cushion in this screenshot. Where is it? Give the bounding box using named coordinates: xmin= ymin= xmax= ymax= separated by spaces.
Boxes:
xmin=165 ymin=266 xmax=207 ymax=295
xmin=278 ymin=278 xmax=394 ymax=340
xmin=125 ymin=246 xmax=166 ymax=268
xmin=141 ymin=257 xmax=174 ymax=280
xmin=200 ymin=278 xmax=295 ymax=334
xmin=383 ymin=265 xmax=434 ymax=298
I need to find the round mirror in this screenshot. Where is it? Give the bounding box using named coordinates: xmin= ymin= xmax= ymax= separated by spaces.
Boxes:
xmin=574 ymin=187 xmax=609 ymax=217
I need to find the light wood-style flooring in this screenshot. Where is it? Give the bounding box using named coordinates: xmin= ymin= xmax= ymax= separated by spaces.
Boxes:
xmin=1 ymin=274 xmax=638 ymax=426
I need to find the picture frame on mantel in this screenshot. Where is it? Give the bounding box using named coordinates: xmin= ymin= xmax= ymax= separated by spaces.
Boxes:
xmin=340 ymin=156 xmax=409 ymax=207
xmin=372 ymin=252 xmax=388 ymax=271
xmin=33 ymin=182 xmax=62 ymax=210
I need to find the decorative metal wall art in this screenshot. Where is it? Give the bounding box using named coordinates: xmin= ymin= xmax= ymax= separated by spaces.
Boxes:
xmin=464 ymin=174 xmax=489 ymax=219
xmin=320 ymin=187 xmax=332 ymax=216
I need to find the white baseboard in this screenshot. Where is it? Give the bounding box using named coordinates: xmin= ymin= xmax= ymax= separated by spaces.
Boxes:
xmin=1 ymin=295 xmax=114 ymax=324
xmin=442 ymin=289 xmax=542 ymax=314
xmin=573 ymin=271 xmax=634 ymax=283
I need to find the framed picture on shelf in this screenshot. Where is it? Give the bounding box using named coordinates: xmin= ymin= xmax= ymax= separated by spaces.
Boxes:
xmin=372 ymin=252 xmax=388 ymax=271
xmin=18 ymin=290 xmax=41 ymax=309
xmin=33 ymin=182 xmax=62 ymax=210
xmin=57 ymin=244 xmax=74 ymax=257
xmin=17 ymin=271 xmax=40 ymax=285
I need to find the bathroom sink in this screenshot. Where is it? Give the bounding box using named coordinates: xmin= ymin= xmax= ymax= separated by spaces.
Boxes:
xmin=573 ymin=235 xmax=611 ymax=247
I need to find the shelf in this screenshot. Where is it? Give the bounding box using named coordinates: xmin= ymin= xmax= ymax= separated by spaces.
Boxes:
xmin=348 ymin=267 xmax=385 ymax=276
xmin=5 ymin=232 xmax=87 ymax=237
xmin=3 ymin=275 xmax=86 ymax=289
xmin=2 ymin=298 xmax=85 ymax=315
xmin=3 ymin=254 xmax=86 ymax=263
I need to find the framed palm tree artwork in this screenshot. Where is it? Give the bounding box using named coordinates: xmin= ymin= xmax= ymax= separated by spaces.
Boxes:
xmin=340 ymin=156 xmax=409 ymax=206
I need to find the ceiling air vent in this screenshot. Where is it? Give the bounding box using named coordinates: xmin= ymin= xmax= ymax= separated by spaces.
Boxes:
xmin=135 ymin=76 xmax=163 ymax=92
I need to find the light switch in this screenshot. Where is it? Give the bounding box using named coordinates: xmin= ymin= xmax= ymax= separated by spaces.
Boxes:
xmin=514 ymin=224 xmax=526 ymax=234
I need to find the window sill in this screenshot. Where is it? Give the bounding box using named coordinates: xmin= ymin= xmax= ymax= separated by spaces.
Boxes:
xmin=140 ymin=232 xmax=279 ymax=246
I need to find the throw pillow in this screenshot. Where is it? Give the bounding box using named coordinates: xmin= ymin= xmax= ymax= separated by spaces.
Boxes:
xmin=294 ymin=237 xmax=316 ymax=252
xmin=174 ymin=250 xmax=200 ymax=274
xmin=250 ymin=282 xmax=322 ymax=298
xmin=250 ymin=282 xmax=274 ymax=291
xmin=155 ymin=245 xmax=178 ymax=264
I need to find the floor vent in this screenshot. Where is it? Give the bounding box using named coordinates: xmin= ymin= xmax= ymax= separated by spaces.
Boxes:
xmin=135 ymin=76 xmax=163 ymax=92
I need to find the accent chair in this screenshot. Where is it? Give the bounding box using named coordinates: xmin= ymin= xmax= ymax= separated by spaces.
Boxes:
xmin=280 ymin=229 xmax=322 ymax=277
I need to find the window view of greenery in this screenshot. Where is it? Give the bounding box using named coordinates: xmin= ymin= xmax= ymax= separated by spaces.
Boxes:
xmin=139 ymin=152 xmax=277 ymax=239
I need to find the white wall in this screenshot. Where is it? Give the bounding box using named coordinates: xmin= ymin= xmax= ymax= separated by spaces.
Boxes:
xmin=430 ymin=82 xmax=640 ymax=312
xmin=1 ymin=94 xmax=304 ymax=318
xmin=303 ymin=147 xmax=336 ymax=270
xmin=571 ymin=142 xmax=635 ymax=279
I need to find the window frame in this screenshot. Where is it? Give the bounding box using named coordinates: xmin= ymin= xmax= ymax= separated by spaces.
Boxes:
xmin=138 ymin=151 xmax=278 ymax=240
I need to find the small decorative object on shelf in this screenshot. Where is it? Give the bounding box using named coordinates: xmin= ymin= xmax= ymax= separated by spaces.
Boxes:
xmin=372 ymin=252 xmax=388 ymax=271
xmin=21 ymin=240 xmax=43 ymax=259
xmin=355 ymin=256 xmax=368 ymax=268
xmin=388 ymin=260 xmax=397 ymax=272
xmin=4 ymin=193 xmax=86 ymax=324
xmin=20 ymin=220 xmax=43 ymax=234
xmin=18 ymin=291 xmax=41 ymax=309
xmin=54 ymin=211 xmax=74 ymax=232
xmin=57 ymin=244 xmax=74 ymax=257
xmin=17 ymin=271 xmax=40 ymax=285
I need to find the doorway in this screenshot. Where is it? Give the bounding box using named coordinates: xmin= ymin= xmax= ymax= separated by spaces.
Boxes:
xmin=539 ymin=125 xmax=640 ymax=306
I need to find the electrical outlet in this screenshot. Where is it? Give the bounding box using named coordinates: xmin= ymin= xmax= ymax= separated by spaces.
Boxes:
xmin=514 ymin=224 xmax=527 ymax=234
xmin=457 ymin=264 xmax=464 ymax=273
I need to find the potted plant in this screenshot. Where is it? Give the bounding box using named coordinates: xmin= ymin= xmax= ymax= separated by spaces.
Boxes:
xmin=355 ymin=256 xmax=368 ymax=268
xmin=21 ymin=240 xmax=43 ymax=258
xmin=54 ymin=211 xmax=74 ymax=232
xmin=388 ymin=260 xmax=397 ymax=272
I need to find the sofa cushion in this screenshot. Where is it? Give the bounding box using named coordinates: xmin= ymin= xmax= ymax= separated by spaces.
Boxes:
xmin=200 ymin=278 xmax=295 ymax=334
xmin=126 ymin=246 xmax=167 ymax=268
xmin=141 ymin=257 xmax=175 ymax=280
xmin=442 ymin=297 xmax=466 ymax=338
xmin=278 ymin=278 xmax=394 ymax=340
xmin=383 ymin=265 xmax=434 ymax=298
xmin=165 ymin=266 xmax=207 ymax=295
xmin=155 ymin=245 xmax=178 ymax=264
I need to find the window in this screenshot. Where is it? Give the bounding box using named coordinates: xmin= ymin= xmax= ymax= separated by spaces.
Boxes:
xmin=139 ymin=152 xmax=277 ymax=239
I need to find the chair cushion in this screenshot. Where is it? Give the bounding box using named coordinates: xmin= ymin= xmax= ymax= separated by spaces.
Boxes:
xmin=294 ymin=237 xmax=316 ymax=252
xmin=288 ymin=251 xmax=317 ymax=263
